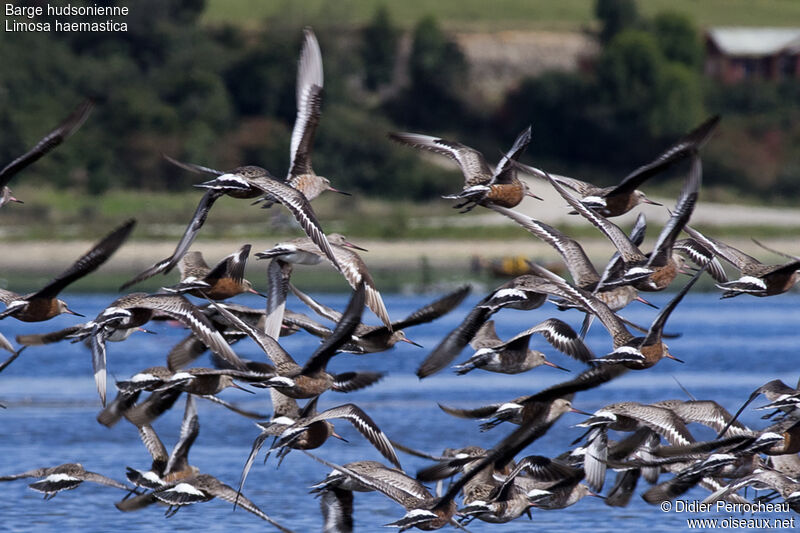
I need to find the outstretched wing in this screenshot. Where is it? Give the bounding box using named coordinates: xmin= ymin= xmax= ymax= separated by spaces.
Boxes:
xmin=0 ymin=100 xmax=94 ymax=188
xmin=490 ymin=125 xmax=531 ymax=185
xmin=249 ymin=176 xmax=340 ymax=271
xmin=305 ymin=403 xmax=401 ymax=468
xmin=609 ymin=115 xmax=719 ymax=196
xmin=389 ymin=132 xmax=491 ymax=186
xmin=35 ymin=219 xmax=135 ymax=299
xmin=120 ymin=190 xmax=222 ymax=290
xmin=288 ymin=28 xmax=323 ymax=180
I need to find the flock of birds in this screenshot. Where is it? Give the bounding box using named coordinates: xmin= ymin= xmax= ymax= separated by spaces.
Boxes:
xmin=2 ymin=27 xmax=800 ymax=532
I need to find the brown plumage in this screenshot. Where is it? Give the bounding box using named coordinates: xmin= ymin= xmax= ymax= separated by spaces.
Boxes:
xmin=212 ymin=284 xmax=381 ymax=399
xmin=389 ymin=126 xmax=537 ymax=212
xmin=0 ymin=219 xmax=135 ymax=322
xmin=162 ymin=245 xmax=261 ymax=300
xmin=121 ymin=163 xmax=339 ymax=290
xmin=517 ymin=115 xmax=719 ymax=217
xmin=290 ymin=284 xmax=470 ymax=354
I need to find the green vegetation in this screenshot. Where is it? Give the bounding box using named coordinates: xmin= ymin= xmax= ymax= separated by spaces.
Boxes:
xmin=202 ymin=0 xmax=800 ymax=31
xmin=360 ymin=5 xmax=398 ymax=91
xmin=1 ymin=0 xmax=799 ymax=245
xmin=385 ymin=15 xmax=468 ymax=130
xmin=202 ymin=0 xmax=596 ymax=31
xmin=596 ymin=0 xmax=639 ymax=43
xmin=495 ymin=2 xmax=798 ymax=196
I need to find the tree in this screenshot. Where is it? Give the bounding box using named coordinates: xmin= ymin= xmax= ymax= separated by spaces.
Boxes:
xmin=313 ymin=104 xmax=453 ymax=199
xmin=223 ymin=29 xmax=297 ymax=120
xmin=360 ymin=5 xmax=399 ymax=91
xmin=597 ymin=30 xmax=664 ymax=119
xmin=498 ymin=72 xmax=596 ymax=161
xmin=408 ymin=16 xmax=466 ymax=95
xmin=388 ymin=15 xmax=467 ymax=129
xmin=652 ymin=11 xmax=703 ymax=69
xmin=649 ymin=62 xmax=705 ymax=137
xmin=595 ymin=0 xmax=639 ymax=44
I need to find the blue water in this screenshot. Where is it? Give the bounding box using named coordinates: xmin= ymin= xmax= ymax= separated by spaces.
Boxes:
xmin=0 ymin=292 xmax=798 ymax=532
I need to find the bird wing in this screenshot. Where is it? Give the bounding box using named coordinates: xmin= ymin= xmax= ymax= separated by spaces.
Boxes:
xmin=0 ymin=289 xmax=21 ymax=305
xmin=124 ymin=389 xmax=183 ymax=427
xmin=34 ymin=219 xmax=135 ymax=299
xmin=136 ymin=424 xmax=168 ymax=472
xmin=16 ymin=325 xmax=83 ymax=346
xmin=237 ymin=431 xmax=272 ymax=499
xmin=391 ymin=285 xmax=470 ymax=331
xmin=609 ymin=115 xmax=719 ymax=196
xmin=469 ymin=320 xmax=500 ymax=349
xmin=490 ymin=126 xmax=531 ymax=185
xmin=682 ymin=225 xmax=763 ymax=275
xmin=208 ymin=478 xmax=295 ymax=532
xmin=642 ymin=263 xmax=707 ymax=347
xmin=320 ymin=488 xmax=354 ymax=533
xmin=306 ymin=403 xmax=401 ymax=468
xmin=304 ymin=452 xmax=429 ymax=508
xmin=614 ymin=404 xmax=695 ymax=446
xmin=508 ymin=318 xmax=594 ymax=363
xmin=525 ymin=262 xmax=632 ymax=347
xmin=208 ymin=299 xmax=300 ymax=374
xmin=199 ymin=394 xmax=267 ymax=420
xmin=203 ymin=244 xmax=251 ymax=286
xmin=97 ymin=389 xmax=141 ymax=428
xmin=163 ymin=154 xmax=224 ymax=176
xmin=0 ymin=467 xmax=51 ymax=481
xmin=288 ymin=28 xmax=323 ymax=180
xmin=547 ymin=173 xmax=597 ymax=196
xmin=437 ymin=402 xmax=503 ymax=420
xmin=334 ymin=247 xmax=392 ymax=330
xmin=0 ymin=341 xmax=19 ymax=370
xmin=491 ymin=205 xmax=601 ymax=287
xmin=90 ymin=329 xmax=108 ymax=406
xmin=646 ymin=155 xmax=702 ymax=268
xmin=264 ymin=259 xmax=293 ymax=339
xmin=655 ymin=400 xmax=752 ymax=437
xmin=302 ymin=284 xmax=365 ymax=375
xmin=248 ymin=176 xmax=340 ymax=271
xmin=331 ymin=371 xmax=384 ymax=393
xmin=290 ymin=283 xmax=342 ymax=323
xmin=178 ymin=251 xmax=210 ymax=280
xmin=417 ymin=303 xmax=493 ymax=379
xmin=165 ymin=395 xmax=199 ymax=475
xmin=672 ymin=239 xmax=729 ymax=283
xmin=166 ymin=335 xmax=209 ymax=371
xmin=283 ymin=310 xmax=335 ymax=339
xmin=79 ymin=470 xmax=131 ymax=491
xmin=0 ymin=100 xmax=94 ymax=188
xmin=540 ymin=167 xmax=646 ymax=263
xmin=389 ymin=132 xmax=491 ymax=186
xmin=139 ymin=294 xmax=248 ymax=371
xmin=120 ymin=190 xmax=222 ymax=290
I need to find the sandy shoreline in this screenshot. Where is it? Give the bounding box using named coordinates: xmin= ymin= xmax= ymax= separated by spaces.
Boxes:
xmin=2 ymin=234 xmax=797 ymax=276
xmin=3 ymin=178 xmax=800 ymax=275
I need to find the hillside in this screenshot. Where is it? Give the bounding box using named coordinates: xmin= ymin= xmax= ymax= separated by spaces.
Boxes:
xmin=202 ymin=0 xmax=800 ymax=31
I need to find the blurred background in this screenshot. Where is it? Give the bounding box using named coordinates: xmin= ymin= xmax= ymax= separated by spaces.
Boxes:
xmin=1 ymin=0 xmax=799 ymax=290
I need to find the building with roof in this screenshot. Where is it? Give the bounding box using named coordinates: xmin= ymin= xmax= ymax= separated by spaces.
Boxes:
xmin=705 ymin=27 xmax=800 ymax=83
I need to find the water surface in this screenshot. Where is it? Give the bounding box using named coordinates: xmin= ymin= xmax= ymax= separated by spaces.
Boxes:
xmin=0 ymin=292 xmax=798 ymax=532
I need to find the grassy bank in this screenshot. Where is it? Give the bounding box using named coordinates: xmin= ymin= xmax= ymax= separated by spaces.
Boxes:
xmin=203 ymin=0 xmax=800 ymax=31
xmin=0 ymin=258 xmax=481 ymax=294
xmin=4 ymin=185 xmax=800 ymax=242
xmin=3 ymin=184 xmax=800 ymax=293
